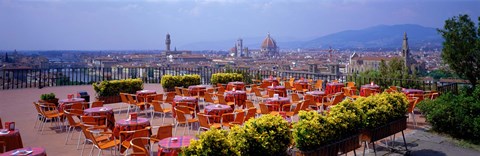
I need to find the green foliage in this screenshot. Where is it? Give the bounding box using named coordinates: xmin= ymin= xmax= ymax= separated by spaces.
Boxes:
xmin=293 ymin=100 xmax=365 ymax=151
xmin=417 ymin=87 xmax=480 ymax=143
xmin=92 ymin=78 xmax=143 ymax=97
xmin=40 ymin=93 xmax=56 ymax=100
xmin=160 ymin=74 xmax=201 ymax=90
xmin=183 ymin=128 xmax=237 ymax=156
xmin=438 ymin=14 xmax=480 ymax=92
xmin=427 ymin=69 xmax=457 ymax=80
xmin=211 ymin=73 xmax=243 ymax=84
xmin=229 ymin=114 xmax=292 ymax=156
xmin=355 ymin=92 xmax=408 ymax=129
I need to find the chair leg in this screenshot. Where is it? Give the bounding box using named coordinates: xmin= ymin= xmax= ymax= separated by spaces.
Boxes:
xmin=411 ymin=112 xmax=417 ymax=128
xmin=65 ymin=126 xmax=71 ymax=144
xmin=89 ymin=145 xmax=94 ymax=156
xmin=126 ymin=106 xmax=131 ymax=117
xmin=174 ymin=123 xmax=178 ymax=136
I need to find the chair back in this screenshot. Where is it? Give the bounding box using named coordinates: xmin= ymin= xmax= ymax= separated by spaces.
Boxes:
xmin=165 ymin=92 xmax=176 ymax=103
xmin=175 ymin=87 xmax=183 ymax=96
xmin=267 ymin=90 xmax=275 ymax=98
xmin=81 ymin=115 xmax=107 ymax=127
xmin=294 ymin=83 xmax=304 ymax=91
xmin=120 ymin=93 xmax=129 ymax=103
xmin=431 ymin=92 xmax=439 ymax=100
xmin=244 ymin=107 xmax=256 ymax=122
xmin=130 ymin=137 xmax=152 ymax=156
xmin=291 ymin=93 xmax=301 ymax=103
xmin=182 ymin=88 xmax=191 ymax=96
xmin=126 ymin=94 xmax=137 ymax=104
xmin=151 ymin=100 xmax=165 ymax=112
xmin=245 ymin=100 xmax=255 ymax=108
xmin=64 ymin=110 xmax=80 ymax=126
xmin=299 ymin=100 xmax=310 ymax=110
xmin=91 ymin=101 xmax=104 ymax=108
xmin=152 ymin=94 xmax=164 ymax=101
xmin=289 ymin=78 xmax=295 ymax=86
xmin=331 ymin=93 xmax=345 ymax=106
xmin=315 ymin=80 xmax=323 ymax=90
xmin=216 ymin=86 xmax=225 ymax=94
xmin=216 ymin=94 xmax=227 ymax=104
xmin=154 ymin=125 xmax=173 ymax=140
xmin=174 ymin=109 xmax=187 ymax=123
xmin=258 ymin=103 xmax=270 ymax=114
xmin=234 ymin=110 xmax=245 ymax=124
xmin=197 ymin=113 xmax=211 ymax=129
xmin=407 ymin=97 xmax=419 ymax=113
xmin=303 ymin=94 xmax=314 ymax=105
xmin=204 ymin=93 xmax=215 ymax=103
xmin=284 ymin=81 xmax=293 ymax=90
xmin=253 ymin=87 xmax=263 ymax=97
xmin=206 ymin=88 xmax=214 ymax=94
xmin=292 ymin=101 xmax=303 ymax=114
xmin=72 ymin=102 xmax=88 ymax=110
xmin=347 ymin=82 xmax=355 ymax=88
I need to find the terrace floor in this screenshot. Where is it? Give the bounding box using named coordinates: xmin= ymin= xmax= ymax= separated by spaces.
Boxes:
xmin=0 ymin=84 xmax=479 ymax=156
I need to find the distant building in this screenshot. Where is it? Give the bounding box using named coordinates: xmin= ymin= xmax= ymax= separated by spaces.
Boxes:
xmin=230 ymin=38 xmax=250 ymax=58
xmin=260 ymin=33 xmax=279 ymax=58
xmin=165 ymin=33 xmax=171 ymax=52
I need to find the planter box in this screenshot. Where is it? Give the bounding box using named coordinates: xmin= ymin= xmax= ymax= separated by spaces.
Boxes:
xmin=96 ymin=95 xmax=121 ymax=104
xmin=39 ymin=98 xmax=59 ymax=106
xmin=361 ymin=117 xmax=407 ymax=143
xmin=293 ymin=134 xmax=360 ymax=156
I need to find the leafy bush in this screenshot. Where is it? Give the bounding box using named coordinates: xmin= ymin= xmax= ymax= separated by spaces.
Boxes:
xmin=92 ymin=78 xmax=143 ymax=97
xmin=183 ymin=128 xmax=237 ymax=156
xmin=293 ymin=100 xmax=364 ymax=151
xmin=229 ymin=114 xmax=291 ymax=156
xmin=417 ymin=87 xmax=480 ymax=143
xmin=355 ymin=92 xmax=408 ymax=129
xmin=160 ymin=74 xmax=201 ymax=90
xmin=211 ymin=73 xmax=243 ymax=84
xmin=40 ymin=93 xmax=56 ymax=100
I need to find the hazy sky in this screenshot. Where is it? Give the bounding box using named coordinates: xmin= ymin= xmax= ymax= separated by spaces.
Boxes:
xmin=0 ymin=0 xmax=479 ymax=50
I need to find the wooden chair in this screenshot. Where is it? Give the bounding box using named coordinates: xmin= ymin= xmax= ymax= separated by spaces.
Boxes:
xmin=151 ymin=124 xmax=173 ymax=142
xmin=81 ymin=115 xmax=108 ymax=129
xmin=320 ymin=93 xmax=345 ymax=110
xmin=343 ymin=87 xmax=360 ymax=100
xmin=291 ymin=93 xmax=301 ymax=103
xmin=216 ymin=85 xmax=225 ymax=95
xmin=173 ymin=109 xmax=198 ymax=136
xmin=294 ymin=83 xmax=308 ymax=94
xmin=221 ymin=110 xmax=245 ymax=129
xmin=346 ymin=82 xmax=355 ymax=88
xmin=91 ymin=101 xmax=104 ymax=108
xmin=182 ymin=88 xmax=191 ymax=97
xmin=407 ymin=97 xmax=420 ymax=128
xmin=130 ymin=137 xmax=154 ymax=156
xmin=120 ymin=127 xmax=151 ymax=156
xmin=245 ymin=100 xmax=255 ymax=109
xmin=85 ymin=127 xmax=120 ymax=156
xmin=119 ymin=93 xmax=130 ymax=114
xmin=126 ymin=94 xmax=146 ymax=116
xmin=198 ymin=113 xmax=221 ymax=134
xmin=204 ymin=93 xmax=218 ymax=104
xmin=164 ymin=92 xmax=176 ymax=105
xmin=78 ymin=124 xmax=112 ymax=155
xmin=38 ymin=102 xmax=64 ymax=134
xmin=314 ymin=80 xmax=323 ymax=91
xmin=284 ymin=82 xmax=294 ymax=94
xmin=151 ymin=100 xmax=172 ymax=125
xmin=64 ymin=109 xmax=83 ymax=145
xmin=286 ymin=101 xmax=304 ymax=122
xmin=244 ymin=107 xmax=257 ymax=122
xmin=256 ymin=103 xmax=270 ymax=117
xmin=175 ymin=87 xmax=183 ymax=96
xmin=253 ymin=87 xmax=265 ymax=103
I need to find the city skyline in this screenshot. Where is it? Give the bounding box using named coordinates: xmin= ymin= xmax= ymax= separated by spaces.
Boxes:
xmin=0 ymin=0 xmax=479 ymax=51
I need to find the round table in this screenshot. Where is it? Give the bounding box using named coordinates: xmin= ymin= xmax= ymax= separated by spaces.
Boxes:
xmin=265 ymin=97 xmax=291 ymax=111
xmin=172 ymin=96 xmax=199 ymax=117
xmin=267 ymin=86 xmax=287 ymax=97
xmin=0 ymin=129 xmax=23 ymax=152
xmin=113 ymin=117 xmax=151 ymax=139
xmin=326 ymin=82 xmax=344 ymax=94
xmin=0 ymin=147 xmax=46 ymax=156
xmin=136 ymin=90 xmax=156 ymax=103
xmin=225 ymin=91 xmax=247 ymax=108
xmin=263 ymin=78 xmax=279 ymax=86
xmin=83 ymin=107 xmax=116 ymax=130
xmin=58 ymin=98 xmax=85 ymax=112
xmin=188 ymin=85 xmax=208 ymax=96
xmin=360 ymin=84 xmax=380 ymax=96
xmin=158 ymin=136 xmax=196 ymax=150
xmin=294 ymin=80 xmax=310 ymax=90
xmin=204 ymin=104 xmax=233 ymax=123
xmin=227 ymin=82 xmax=245 ymax=91
xmin=306 ymin=91 xmax=326 ymax=103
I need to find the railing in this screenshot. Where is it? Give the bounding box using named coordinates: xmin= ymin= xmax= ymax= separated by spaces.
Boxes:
xmin=0 ymin=67 xmax=464 ymax=94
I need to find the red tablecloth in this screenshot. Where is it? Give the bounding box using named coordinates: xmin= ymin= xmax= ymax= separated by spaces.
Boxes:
xmin=204 ymin=104 xmax=233 ymax=123
xmin=188 ymin=85 xmax=208 ymax=96
xmin=172 ymin=96 xmax=199 ymax=117
xmin=263 ymin=78 xmax=279 ymax=86
xmin=267 ymin=86 xmax=287 ymax=97
xmin=0 ymin=147 xmax=46 ymax=156
xmin=402 ymin=89 xmax=424 ymax=95
xmin=227 ymin=82 xmax=245 ymax=91
xmin=306 ymin=91 xmax=326 ymax=103
xmin=83 ymin=107 xmax=116 ymax=130
xmin=360 ymin=84 xmax=380 ymax=96
xmin=136 ymin=90 xmax=156 ymax=103
xmin=113 ymin=117 xmax=151 ymax=139
xmin=265 ymin=97 xmax=291 ymax=111
xmin=225 ymin=91 xmax=247 ymax=108
xmin=325 ymin=83 xmax=344 ymax=94
xmin=58 ymin=98 xmax=85 ymax=112
xmin=158 ymin=136 xmax=196 ymax=150
xmin=294 ymin=80 xmax=310 ymax=90
xmin=0 ymin=129 xmax=23 ymax=152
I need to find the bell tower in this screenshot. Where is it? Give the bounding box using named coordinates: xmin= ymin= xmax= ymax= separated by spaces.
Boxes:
xmin=165 ymin=33 xmax=171 ymax=51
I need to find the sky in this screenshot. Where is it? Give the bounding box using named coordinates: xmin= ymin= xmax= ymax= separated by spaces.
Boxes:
xmin=0 ymin=0 xmax=479 ymax=51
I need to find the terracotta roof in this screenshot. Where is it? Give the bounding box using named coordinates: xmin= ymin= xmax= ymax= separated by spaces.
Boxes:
xmin=261 ymin=33 xmax=277 ymax=49
xmin=352 ymin=56 xmax=400 ymax=61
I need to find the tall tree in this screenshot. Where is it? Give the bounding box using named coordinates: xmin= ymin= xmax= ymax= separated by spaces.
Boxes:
xmin=438 ymin=14 xmax=480 ymax=92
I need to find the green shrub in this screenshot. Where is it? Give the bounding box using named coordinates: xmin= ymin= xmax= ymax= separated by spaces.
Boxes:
xmin=229 ymin=114 xmax=291 ymax=156
xmin=211 ymin=73 xmax=243 ymax=84
xmin=183 ymin=128 xmax=237 ymax=156
xmin=40 ymin=93 xmax=56 ymax=100
xmin=92 ymin=78 xmax=143 ymax=97
xmin=160 ymin=74 xmax=201 ymax=90
xmin=417 ymin=87 xmax=480 ymax=143
xmin=354 ymin=92 xmax=407 ymax=129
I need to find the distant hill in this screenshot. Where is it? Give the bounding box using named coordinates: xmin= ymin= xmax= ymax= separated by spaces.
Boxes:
xmin=302 ymin=24 xmax=443 ymax=50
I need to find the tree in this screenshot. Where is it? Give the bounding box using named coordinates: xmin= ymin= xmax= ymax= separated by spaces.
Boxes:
xmin=438 ymin=14 xmax=480 ymax=92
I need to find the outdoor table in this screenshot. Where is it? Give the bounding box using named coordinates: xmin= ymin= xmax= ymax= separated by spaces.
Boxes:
xmin=325 ymin=82 xmax=345 ymax=94
xmin=58 ymin=98 xmax=85 ymax=112
xmin=294 ymin=79 xmax=310 ymax=90
xmin=188 ymin=85 xmax=208 ymax=96
xmin=263 ymin=78 xmax=279 ymax=86
xmin=360 ymin=84 xmax=380 ymax=96
xmin=227 ymin=82 xmax=245 ymax=91
xmin=83 ymin=107 xmax=116 ymax=130
xmin=172 ymin=96 xmax=199 ymax=117
xmin=0 ymin=129 xmax=23 ymax=152
xmin=265 ymin=97 xmax=291 ymax=111
xmin=267 ymin=86 xmax=287 ymax=97
xmin=158 ymin=136 xmax=196 ymax=150
xmin=136 ymin=90 xmax=156 ymax=106
xmin=306 ymin=91 xmax=326 ymax=103
xmin=402 ymin=89 xmax=424 ymax=96
xmin=225 ymin=91 xmax=247 ymax=109
xmin=113 ymin=117 xmax=151 ymax=139
xmin=204 ymin=104 xmax=233 ymax=123
xmin=0 ymin=147 xmax=46 ymax=156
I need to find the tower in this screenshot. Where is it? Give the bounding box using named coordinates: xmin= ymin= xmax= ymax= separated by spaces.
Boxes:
xmin=260 ymin=33 xmax=279 ymax=58
xmin=401 ymin=32 xmax=412 ymax=71
xmin=236 ymin=38 xmax=243 ymax=57
xmin=165 ymin=33 xmax=171 ymax=51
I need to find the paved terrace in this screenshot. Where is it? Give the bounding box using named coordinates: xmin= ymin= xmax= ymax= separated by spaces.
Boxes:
xmin=0 ymin=84 xmax=479 ymax=156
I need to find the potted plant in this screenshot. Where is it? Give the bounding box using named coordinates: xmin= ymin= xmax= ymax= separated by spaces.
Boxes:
xmin=40 ymin=93 xmax=59 ymax=105
xmin=211 ymin=73 xmax=243 ymax=85
xmin=93 ymin=78 xmax=143 ymax=104
xmin=183 ymin=128 xmax=237 ymax=156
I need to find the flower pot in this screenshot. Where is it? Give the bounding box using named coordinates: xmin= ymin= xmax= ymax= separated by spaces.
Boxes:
xmin=293 ymin=134 xmax=360 ymax=156
xmin=96 ymin=95 xmax=121 ymax=104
